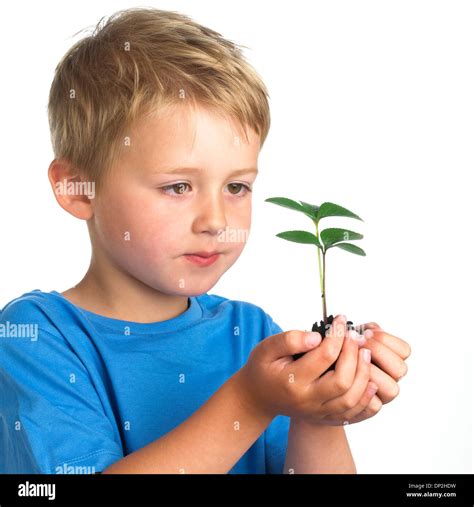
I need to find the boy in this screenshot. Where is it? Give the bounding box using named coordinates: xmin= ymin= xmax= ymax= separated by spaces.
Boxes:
xmin=0 ymin=7 xmax=410 ymax=474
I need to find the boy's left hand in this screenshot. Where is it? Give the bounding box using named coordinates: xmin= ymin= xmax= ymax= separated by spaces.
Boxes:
xmin=318 ymin=320 xmax=411 ymax=426
xmin=354 ymin=321 xmax=411 ymax=405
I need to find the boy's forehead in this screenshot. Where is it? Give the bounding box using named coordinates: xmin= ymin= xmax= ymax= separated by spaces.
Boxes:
xmin=126 ymin=103 xmax=260 ymax=172
xmin=134 ymin=102 xmax=249 ymax=142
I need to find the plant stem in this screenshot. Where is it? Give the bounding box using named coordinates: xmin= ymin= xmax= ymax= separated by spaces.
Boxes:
xmin=322 ymin=251 xmax=327 ymax=324
xmin=315 ymin=222 xmax=326 ymax=324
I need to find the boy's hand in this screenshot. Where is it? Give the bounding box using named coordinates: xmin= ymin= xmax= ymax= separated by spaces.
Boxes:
xmin=354 ymin=321 xmax=411 ymax=405
xmin=239 ymin=315 xmax=378 ymax=426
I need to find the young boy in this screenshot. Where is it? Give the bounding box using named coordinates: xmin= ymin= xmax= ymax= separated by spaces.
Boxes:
xmin=0 ymin=7 xmax=410 ymax=474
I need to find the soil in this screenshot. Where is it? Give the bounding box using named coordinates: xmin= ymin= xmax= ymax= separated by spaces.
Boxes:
xmin=292 ymin=314 xmax=355 ymax=374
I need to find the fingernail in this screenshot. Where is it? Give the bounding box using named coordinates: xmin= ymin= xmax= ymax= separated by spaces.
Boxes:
xmin=364 ymin=329 xmax=374 ymax=339
xmin=306 ymin=332 xmax=321 ymax=347
xmin=363 ymin=348 xmax=371 ymax=363
xmin=348 ymin=330 xmax=359 ymax=341
xmin=368 ymin=383 xmax=378 ymax=396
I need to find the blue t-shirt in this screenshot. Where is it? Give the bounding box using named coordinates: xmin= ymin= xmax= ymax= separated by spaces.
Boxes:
xmin=0 ymin=289 xmax=290 ymax=474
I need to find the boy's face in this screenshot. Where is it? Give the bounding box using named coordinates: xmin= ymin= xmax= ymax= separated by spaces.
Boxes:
xmin=90 ymin=102 xmax=260 ymax=297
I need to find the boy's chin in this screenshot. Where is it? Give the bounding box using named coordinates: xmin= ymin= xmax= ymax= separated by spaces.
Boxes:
xmin=176 ymin=284 xmax=218 ymax=298
xmin=177 ymin=278 xmax=222 ymax=297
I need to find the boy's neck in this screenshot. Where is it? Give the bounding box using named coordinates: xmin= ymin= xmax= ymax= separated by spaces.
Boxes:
xmin=60 ymin=263 xmax=190 ymax=324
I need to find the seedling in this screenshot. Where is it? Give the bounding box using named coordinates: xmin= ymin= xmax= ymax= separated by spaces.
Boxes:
xmin=265 ymin=197 xmax=366 ymax=364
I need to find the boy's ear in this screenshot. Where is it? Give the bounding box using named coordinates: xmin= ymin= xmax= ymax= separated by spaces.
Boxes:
xmin=48 ymin=159 xmax=95 ymax=220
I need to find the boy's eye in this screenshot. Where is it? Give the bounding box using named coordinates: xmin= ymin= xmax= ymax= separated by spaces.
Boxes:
xmin=160 ymin=182 xmax=252 ymax=196
xmin=227 ymin=183 xmax=252 ymax=195
xmin=161 ymin=183 xmax=190 ymax=195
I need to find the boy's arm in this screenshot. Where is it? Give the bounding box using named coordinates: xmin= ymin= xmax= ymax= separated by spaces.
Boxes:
xmin=102 ymin=370 xmax=273 ymax=474
xmin=283 ymin=418 xmax=356 ymax=474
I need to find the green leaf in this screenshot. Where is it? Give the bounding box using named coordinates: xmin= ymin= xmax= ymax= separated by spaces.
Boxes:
xmin=332 ymin=242 xmax=366 ymax=256
xmin=320 ymin=228 xmax=363 ymax=248
xmin=275 ymin=230 xmax=322 ymax=248
xmin=298 ymin=200 xmax=320 ymax=220
xmin=265 ymin=197 xmax=315 ymax=220
xmin=317 ymin=202 xmax=364 ymax=222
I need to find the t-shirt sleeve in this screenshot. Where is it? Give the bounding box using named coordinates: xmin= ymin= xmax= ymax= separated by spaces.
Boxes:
xmin=0 ymin=300 xmax=123 ymax=474
xmin=261 ymin=313 xmax=291 ymax=474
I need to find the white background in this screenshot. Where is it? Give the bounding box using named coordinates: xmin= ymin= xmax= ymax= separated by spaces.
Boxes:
xmin=0 ymin=0 xmax=472 ymax=473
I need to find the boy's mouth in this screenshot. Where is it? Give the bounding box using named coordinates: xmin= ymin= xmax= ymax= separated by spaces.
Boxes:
xmin=185 ymin=251 xmax=220 ymax=258
xmin=183 ymin=251 xmax=221 ymax=267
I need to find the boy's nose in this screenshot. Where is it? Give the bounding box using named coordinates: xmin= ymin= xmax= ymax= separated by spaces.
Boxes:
xmin=193 ymin=199 xmax=228 ymax=235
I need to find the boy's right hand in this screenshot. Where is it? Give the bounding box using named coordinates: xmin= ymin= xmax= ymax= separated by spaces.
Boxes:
xmin=238 ymin=315 xmax=379 ymax=425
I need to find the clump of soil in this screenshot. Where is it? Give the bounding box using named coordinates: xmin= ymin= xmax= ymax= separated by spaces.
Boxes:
xmin=292 ymin=315 xmax=356 ymax=374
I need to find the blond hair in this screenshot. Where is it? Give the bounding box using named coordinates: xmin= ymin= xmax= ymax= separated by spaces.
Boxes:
xmin=47 ymin=7 xmax=271 ymax=190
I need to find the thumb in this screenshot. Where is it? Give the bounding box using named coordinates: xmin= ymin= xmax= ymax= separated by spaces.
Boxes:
xmin=259 ymin=330 xmax=322 ymax=362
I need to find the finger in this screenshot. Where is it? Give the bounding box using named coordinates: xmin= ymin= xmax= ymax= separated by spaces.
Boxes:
xmin=344 ymin=394 xmax=383 ymax=424
xmin=339 ymin=381 xmax=379 ymax=421
xmin=320 ymin=347 xmax=372 ymax=415
xmin=362 ymin=335 xmax=408 ymax=380
xmin=311 ymin=328 xmax=362 ymax=400
xmin=332 ymin=329 xmax=361 ymax=388
xmin=368 ymin=363 xmax=400 ymax=404
xmin=355 ymin=324 xmax=411 ymax=360
xmin=321 ymin=380 xmax=379 ymax=425
xmin=367 ymin=329 xmax=411 ymax=360
xmin=291 ymin=315 xmax=348 ymax=385
xmin=356 ymin=321 xmax=382 ymax=331
xmin=259 ymin=329 xmax=322 ymax=363
xmin=325 ymin=314 xmax=347 ymax=357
